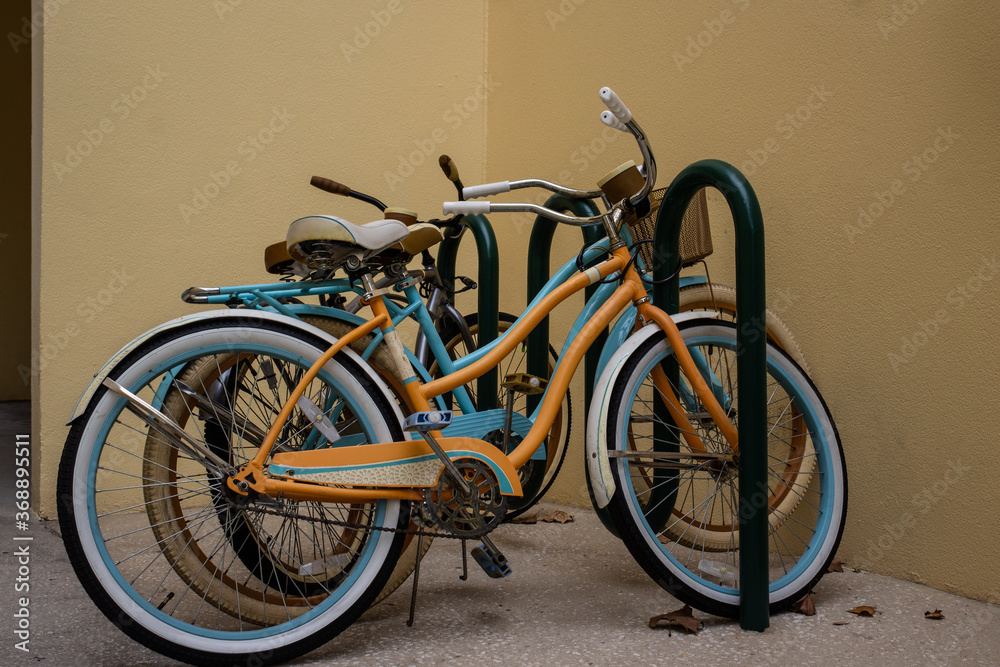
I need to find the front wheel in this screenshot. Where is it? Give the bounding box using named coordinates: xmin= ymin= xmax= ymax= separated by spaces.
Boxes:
xmin=604 ymin=320 xmax=846 ymax=617
xmin=57 ymin=318 xmax=409 ymax=666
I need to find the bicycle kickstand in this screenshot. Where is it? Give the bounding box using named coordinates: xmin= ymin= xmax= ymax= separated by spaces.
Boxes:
xmin=406 ymin=532 xmax=424 ymax=627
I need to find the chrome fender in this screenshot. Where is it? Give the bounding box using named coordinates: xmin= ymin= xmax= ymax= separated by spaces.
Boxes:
xmin=586 ymin=312 xmax=717 ymax=508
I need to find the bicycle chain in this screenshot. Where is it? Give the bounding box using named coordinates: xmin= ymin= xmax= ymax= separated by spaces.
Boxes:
xmin=236 ymin=500 xmax=494 ymax=540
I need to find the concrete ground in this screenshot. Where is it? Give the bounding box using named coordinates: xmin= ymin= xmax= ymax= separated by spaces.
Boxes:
xmin=2 ymin=401 xmax=998 ymax=666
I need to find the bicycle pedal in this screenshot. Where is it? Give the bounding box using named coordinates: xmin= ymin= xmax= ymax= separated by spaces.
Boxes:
xmin=471 ymin=543 xmax=511 ymax=579
xmin=501 ymin=373 xmax=547 ymax=396
xmin=403 ymin=410 xmax=453 ymax=432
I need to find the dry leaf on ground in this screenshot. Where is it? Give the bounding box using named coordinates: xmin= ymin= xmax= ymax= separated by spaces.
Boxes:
xmin=847 ymin=605 xmax=877 ymax=617
xmin=538 ymin=510 xmax=573 ymax=524
xmin=832 ymin=621 xmax=850 ymax=626
xmin=649 ymin=605 xmax=703 ymax=635
xmin=924 ymin=609 xmax=945 ymax=620
xmin=791 ymin=594 xmax=816 ymax=616
xmin=508 ymin=514 xmax=538 ymax=524
xmin=828 ymin=561 xmax=844 ymax=573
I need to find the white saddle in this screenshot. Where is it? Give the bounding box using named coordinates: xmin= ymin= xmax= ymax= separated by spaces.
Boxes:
xmin=286 ymin=216 xmax=409 ymax=269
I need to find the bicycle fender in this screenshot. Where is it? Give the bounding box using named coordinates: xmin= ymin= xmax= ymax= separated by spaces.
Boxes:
xmin=67 ymin=309 xmax=402 ymax=426
xmin=586 ymin=323 xmax=661 ymax=509
xmin=586 ymin=311 xmax=719 ymax=508
xmin=594 ymin=305 xmax=638 ymax=386
xmin=591 ymin=276 xmax=708 ymax=384
xmin=592 ymin=306 xmax=719 ymax=391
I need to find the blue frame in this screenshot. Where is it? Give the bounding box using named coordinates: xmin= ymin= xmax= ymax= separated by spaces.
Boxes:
xmin=186 ymin=247 xmax=714 ymax=459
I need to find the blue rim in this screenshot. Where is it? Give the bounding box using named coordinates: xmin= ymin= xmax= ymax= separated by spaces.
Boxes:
xmin=620 ymin=332 xmax=835 ymax=596
xmin=86 ymin=340 xmax=388 ymax=640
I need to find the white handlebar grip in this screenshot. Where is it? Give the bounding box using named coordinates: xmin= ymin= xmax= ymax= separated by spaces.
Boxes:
xmin=443 ymin=201 xmax=491 ymax=215
xmin=463 ymin=181 xmax=511 ymax=199
xmin=599 ymin=87 xmax=632 ymax=124
xmin=600 ymin=110 xmax=628 ymax=133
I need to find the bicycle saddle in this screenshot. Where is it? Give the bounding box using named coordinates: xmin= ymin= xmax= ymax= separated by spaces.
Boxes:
xmin=393 ymin=222 xmax=444 ymax=255
xmin=286 ymin=215 xmax=409 ymax=270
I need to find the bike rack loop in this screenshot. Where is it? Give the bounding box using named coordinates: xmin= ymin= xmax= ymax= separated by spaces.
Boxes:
xmin=653 ymin=159 xmax=769 ymax=631
xmin=436 ymin=213 xmax=501 ymax=411
xmin=524 ymin=194 xmax=605 ymax=417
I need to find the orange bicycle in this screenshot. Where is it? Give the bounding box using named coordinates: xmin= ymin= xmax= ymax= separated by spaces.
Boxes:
xmin=58 ymin=87 xmax=846 ymax=666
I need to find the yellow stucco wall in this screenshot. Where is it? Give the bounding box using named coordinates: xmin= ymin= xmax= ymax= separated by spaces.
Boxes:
xmin=37 ymin=0 xmax=488 ymax=510
xmin=37 ymin=1 xmax=999 ymax=603
xmin=483 ymin=1 xmax=999 ymax=602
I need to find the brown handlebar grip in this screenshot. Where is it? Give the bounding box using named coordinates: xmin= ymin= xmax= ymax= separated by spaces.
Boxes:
xmin=438 ymin=155 xmax=460 ymax=182
xmin=310 ymin=176 xmax=351 ymax=196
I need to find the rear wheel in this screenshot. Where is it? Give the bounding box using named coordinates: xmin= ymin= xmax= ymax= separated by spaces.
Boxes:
xmin=679 ymin=283 xmax=809 ymax=373
xmin=58 ymin=318 xmax=409 ymax=665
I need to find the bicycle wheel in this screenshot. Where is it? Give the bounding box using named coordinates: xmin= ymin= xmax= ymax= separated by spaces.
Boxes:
xmin=431 ymin=311 xmax=571 ymax=518
xmin=299 ymin=314 xmax=432 ymax=605
xmin=679 ymin=283 xmax=810 ymax=374
xmin=604 ymin=320 xmax=846 ymax=617
xmin=58 ymin=318 xmax=409 ymax=666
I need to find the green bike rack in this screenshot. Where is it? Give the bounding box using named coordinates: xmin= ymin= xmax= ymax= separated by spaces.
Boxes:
xmin=437 ymin=213 xmax=500 ymax=411
xmin=524 ymin=195 xmax=605 ymax=413
xmin=652 ymin=159 xmax=769 ymax=631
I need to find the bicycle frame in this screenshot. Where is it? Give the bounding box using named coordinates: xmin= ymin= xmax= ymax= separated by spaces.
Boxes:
xmin=179 ymin=238 xmax=708 ymax=409
xmin=226 ymin=242 xmax=739 ymax=505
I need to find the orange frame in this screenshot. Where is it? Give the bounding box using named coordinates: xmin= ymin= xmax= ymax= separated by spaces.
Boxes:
xmin=228 ymin=244 xmax=738 ymax=503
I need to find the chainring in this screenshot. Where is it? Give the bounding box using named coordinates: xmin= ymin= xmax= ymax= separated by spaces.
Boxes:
xmin=423 ymin=458 xmax=507 ymax=537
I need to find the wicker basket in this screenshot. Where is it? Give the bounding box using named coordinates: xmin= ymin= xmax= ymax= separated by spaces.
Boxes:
xmin=623 ymin=187 xmax=712 ymax=274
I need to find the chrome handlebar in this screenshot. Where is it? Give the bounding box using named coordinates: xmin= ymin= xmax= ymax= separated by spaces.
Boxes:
xmin=449 ymin=86 xmax=655 ymax=227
